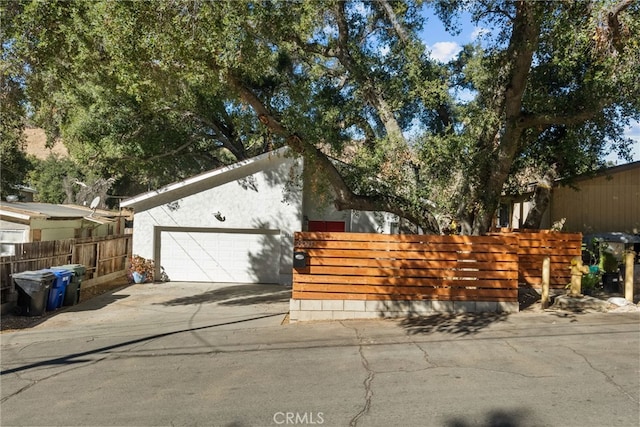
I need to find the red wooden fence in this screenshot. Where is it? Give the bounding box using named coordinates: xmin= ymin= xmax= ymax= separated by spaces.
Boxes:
xmin=293 ymin=232 xmax=520 ymax=303
xmin=492 ymin=230 xmax=582 ymax=289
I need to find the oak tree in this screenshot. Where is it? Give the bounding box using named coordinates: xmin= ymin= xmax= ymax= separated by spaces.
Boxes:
xmin=3 ymin=0 xmax=638 ymax=233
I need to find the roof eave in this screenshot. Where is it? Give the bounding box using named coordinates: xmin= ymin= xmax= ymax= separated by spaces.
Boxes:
xmin=121 ymin=147 xmax=291 ymax=212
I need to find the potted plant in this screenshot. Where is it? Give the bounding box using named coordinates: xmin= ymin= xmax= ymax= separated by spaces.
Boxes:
xmin=128 ymin=255 xmax=155 ymax=283
xmin=581 ymin=267 xmax=601 ymax=296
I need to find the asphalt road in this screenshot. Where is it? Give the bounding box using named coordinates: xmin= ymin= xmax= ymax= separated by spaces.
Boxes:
xmin=1 ymin=282 xmax=639 ymax=427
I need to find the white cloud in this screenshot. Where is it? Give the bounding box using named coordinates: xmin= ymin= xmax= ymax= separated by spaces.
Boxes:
xmin=428 ymin=41 xmax=462 ymax=62
xmin=470 ymin=26 xmax=490 ymax=40
xmin=625 ymin=121 xmax=640 ymax=140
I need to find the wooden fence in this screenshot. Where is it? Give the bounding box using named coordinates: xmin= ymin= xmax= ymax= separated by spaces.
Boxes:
xmin=492 ymin=230 xmax=582 ymax=289
xmin=293 ymin=232 xmax=520 ymax=303
xmin=1 ymin=234 xmax=132 ymax=308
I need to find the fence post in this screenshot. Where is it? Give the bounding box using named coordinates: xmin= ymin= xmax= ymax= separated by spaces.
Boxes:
xmin=625 ymin=251 xmax=636 ymax=303
xmin=541 ymin=257 xmax=550 ymax=308
xmin=569 ymin=257 xmax=588 ymax=297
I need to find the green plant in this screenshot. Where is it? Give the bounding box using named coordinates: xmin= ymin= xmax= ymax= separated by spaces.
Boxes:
xmin=581 ymin=238 xmax=600 ymax=266
xmin=581 ymin=272 xmax=601 ymax=294
xmin=599 ymin=250 xmax=619 ymax=273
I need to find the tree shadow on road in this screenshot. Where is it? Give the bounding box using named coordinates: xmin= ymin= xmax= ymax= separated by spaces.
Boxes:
xmin=400 ymin=312 xmax=510 ymax=336
xmin=446 ymin=408 xmax=532 ymax=427
xmin=156 ymin=284 xmax=291 ymax=307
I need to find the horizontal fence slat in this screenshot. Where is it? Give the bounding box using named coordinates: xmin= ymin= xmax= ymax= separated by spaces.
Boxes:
xmin=306 ymin=258 xmax=518 ymax=270
xmin=301 ymin=249 xmax=519 ymax=262
xmin=489 ymin=230 xmax=582 ymax=288
xmin=293 ymin=230 xmax=581 ymax=303
xmin=518 ymin=248 xmax=581 ymax=256
xmin=292 ymin=290 xmax=518 ymax=302
xmin=297 ymin=240 xmax=518 ymax=253
xmin=295 ymin=281 xmax=518 ymax=292
xmin=296 ymin=266 xmax=519 ymax=280
xmin=296 ymin=232 xmax=518 ymax=245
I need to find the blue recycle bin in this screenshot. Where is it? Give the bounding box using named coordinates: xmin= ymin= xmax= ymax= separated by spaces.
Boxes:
xmin=43 ymin=268 xmax=73 ymax=311
xmin=52 ymin=264 xmax=86 ymax=306
xmin=13 ymin=270 xmax=57 ymax=316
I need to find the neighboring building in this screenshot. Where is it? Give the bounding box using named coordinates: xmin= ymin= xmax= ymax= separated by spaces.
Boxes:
xmin=0 ymin=202 xmax=126 ymax=256
xmin=499 ymin=161 xmax=640 ymax=234
xmin=9 ymin=185 xmax=38 ymax=202
xmin=120 ymin=148 xmax=391 ymax=284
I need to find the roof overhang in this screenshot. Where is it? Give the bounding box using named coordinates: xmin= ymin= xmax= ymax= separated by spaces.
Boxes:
xmin=121 ymin=147 xmax=292 ymax=212
xmin=0 ymin=202 xmax=119 ymax=222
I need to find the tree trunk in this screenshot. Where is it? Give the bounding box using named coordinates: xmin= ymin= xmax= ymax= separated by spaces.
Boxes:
xmin=522 ymin=166 xmax=557 ymax=229
xmin=464 ymin=1 xmax=543 ymax=235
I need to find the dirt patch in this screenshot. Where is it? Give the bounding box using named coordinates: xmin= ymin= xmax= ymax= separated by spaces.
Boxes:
xmin=519 ymin=287 xmax=546 ymax=312
xmin=78 ymin=277 xmax=130 ymax=303
xmin=22 ymin=127 xmax=69 ymax=160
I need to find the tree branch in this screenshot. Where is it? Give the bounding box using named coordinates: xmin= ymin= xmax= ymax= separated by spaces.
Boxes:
xmin=228 ymin=72 xmax=439 ymax=233
xmin=158 ymin=106 xmax=247 ymax=160
xmin=606 ymin=0 xmax=633 ymax=53
xmin=334 ymin=3 xmax=404 ymax=140
xmin=518 ymin=100 xmax=608 ymax=129
xmin=376 ymin=0 xmax=410 ymax=45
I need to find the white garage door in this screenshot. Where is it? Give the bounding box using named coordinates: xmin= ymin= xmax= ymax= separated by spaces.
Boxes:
xmin=159 ymin=229 xmax=281 ymax=283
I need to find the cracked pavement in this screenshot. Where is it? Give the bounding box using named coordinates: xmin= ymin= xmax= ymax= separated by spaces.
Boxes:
xmin=1 ymin=282 xmax=639 ymax=426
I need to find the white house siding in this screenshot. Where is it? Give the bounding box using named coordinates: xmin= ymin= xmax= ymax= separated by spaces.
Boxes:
xmin=349 ymin=211 xmax=392 ymax=234
xmin=301 ymin=176 xmax=390 ymax=233
xmin=131 ymin=155 xmax=302 ymax=284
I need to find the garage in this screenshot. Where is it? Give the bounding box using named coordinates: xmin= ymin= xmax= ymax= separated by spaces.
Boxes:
xmin=120 ymin=149 xmax=303 ymax=285
xmin=158 ymin=228 xmax=281 ymax=283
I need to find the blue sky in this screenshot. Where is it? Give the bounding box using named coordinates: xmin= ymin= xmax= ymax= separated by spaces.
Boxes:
xmin=417 ymin=9 xmax=640 ymax=164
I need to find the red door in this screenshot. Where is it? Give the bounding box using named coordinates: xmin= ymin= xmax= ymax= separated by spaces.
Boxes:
xmin=308 ymin=221 xmax=345 ymax=232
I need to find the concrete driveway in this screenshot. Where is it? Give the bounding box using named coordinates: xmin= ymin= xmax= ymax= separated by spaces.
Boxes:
xmin=16 ymin=281 xmax=292 ymax=331
xmin=1 ymin=282 xmax=639 ymax=427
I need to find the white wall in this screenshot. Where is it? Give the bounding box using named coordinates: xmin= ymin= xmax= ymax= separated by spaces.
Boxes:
xmin=302 ymin=174 xmax=390 ymax=233
xmin=349 ymin=211 xmax=392 ymax=233
xmin=132 ymin=155 xmax=303 ymax=283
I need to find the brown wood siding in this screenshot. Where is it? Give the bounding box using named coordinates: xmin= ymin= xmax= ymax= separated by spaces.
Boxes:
xmin=550 ymin=166 xmax=640 ymax=233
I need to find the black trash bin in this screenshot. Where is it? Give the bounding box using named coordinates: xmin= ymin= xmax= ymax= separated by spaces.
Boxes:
xmin=53 ymin=264 xmax=86 ymax=306
xmin=12 ymin=270 xmax=57 ymax=316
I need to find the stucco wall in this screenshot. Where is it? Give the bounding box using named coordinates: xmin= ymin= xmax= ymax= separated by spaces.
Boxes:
xmin=132 ymin=155 xmax=303 ymax=282
xmin=302 ymin=172 xmax=390 ymax=233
